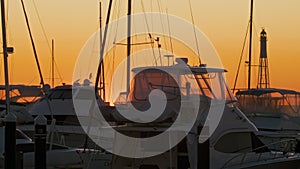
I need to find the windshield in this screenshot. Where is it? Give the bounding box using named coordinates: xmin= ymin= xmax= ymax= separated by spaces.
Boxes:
xmin=237 ymin=92 xmax=300 ymax=117
xmin=124 ymin=68 xmax=235 ymax=103
xmin=48 ymin=89 xmax=72 ymax=100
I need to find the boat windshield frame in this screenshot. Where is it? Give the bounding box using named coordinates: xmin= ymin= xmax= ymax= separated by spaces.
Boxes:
xmin=124 ymin=66 xmax=236 ymax=103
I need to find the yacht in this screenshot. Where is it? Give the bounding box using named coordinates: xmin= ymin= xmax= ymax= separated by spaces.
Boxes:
xmin=18 ymin=85 xmax=90 ymax=148
xmin=98 ymin=60 xmax=300 ymax=169
xmin=234 ymin=27 xmax=300 ymax=150
xmin=236 ymin=88 xmax=300 ymax=151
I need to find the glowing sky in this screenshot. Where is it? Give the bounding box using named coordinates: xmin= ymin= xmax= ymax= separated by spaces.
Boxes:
xmin=2 ymin=0 xmax=300 ymax=91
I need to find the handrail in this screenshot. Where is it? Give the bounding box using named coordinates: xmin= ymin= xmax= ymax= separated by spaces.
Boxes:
xmin=221 ymin=138 xmax=297 ymax=168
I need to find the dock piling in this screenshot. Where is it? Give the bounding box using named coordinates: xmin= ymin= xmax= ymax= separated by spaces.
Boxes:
xmin=34 ymin=114 xmax=47 ymax=169
xmin=4 ymin=113 xmax=16 ymax=169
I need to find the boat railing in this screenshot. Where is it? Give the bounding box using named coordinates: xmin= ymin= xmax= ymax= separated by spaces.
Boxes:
xmin=221 ymin=138 xmax=298 ymax=168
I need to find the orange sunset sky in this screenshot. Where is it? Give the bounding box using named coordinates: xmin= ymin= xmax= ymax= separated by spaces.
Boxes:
xmin=2 ymin=0 xmax=300 ymax=92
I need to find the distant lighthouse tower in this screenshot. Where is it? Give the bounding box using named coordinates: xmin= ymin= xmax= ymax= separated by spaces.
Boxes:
xmin=257 ymin=28 xmax=270 ymax=88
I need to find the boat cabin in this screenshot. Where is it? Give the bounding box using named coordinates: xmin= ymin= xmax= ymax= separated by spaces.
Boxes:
xmin=115 ymin=64 xmax=236 ymax=105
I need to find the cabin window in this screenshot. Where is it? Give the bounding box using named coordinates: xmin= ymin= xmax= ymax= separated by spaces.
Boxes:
xmin=129 ymin=69 xmax=180 ymax=101
xmin=48 ymin=89 xmax=72 ymax=100
xmin=194 ymin=72 xmax=235 ymax=101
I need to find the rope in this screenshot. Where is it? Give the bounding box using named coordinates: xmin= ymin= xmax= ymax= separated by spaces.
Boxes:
xmin=188 ymin=0 xmax=201 ymax=64
xmin=141 ymin=0 xmax=159 ymax=66
xmin=32 ymin=0 xmax=64 ymax=85
xmin=166 ymin=9 xmax=174 ymax=54
xmin=233 ymin=21 xmax=250 ymax=92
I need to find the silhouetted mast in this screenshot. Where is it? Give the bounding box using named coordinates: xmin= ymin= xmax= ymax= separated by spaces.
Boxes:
xmin=52 ymin=39 xmax=55 ymax=87
xmin=99 ymin=1 xmax=106 ymax=100
xmin=95 ymin=0 xmax=113 ymax=100
xmin=21 ymin=0 xmax=45 ymax=88
xmin=1 ymin=0 xmax=10 ymax=113
xmin=257 ymin=29 xmax=270 ymax=88
xmin=126 ymin=0 xmax=132 ymax=95
xmin=248 ymin=0 xmax=254 ymax=90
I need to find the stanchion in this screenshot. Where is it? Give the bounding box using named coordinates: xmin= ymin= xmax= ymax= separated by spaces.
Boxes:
xmin=4 ymin=113 xmax=16 ymax=169
xmin=34 ymin=114 xmax=47 ymax=169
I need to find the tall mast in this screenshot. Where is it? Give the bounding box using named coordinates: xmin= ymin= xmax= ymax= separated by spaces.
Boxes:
xmin=1 ymin=0 xmax=10 ymax=113
xmin=1 ymin=1 xmax=17 ymax=169
xmin=21 ymin=0 xmax=45 ymax=87
xmin=95 ymin=0 xmax=113 ymax=98
xmin=51 ymin=39 xmax=55 ymax=87
xmin=99 ymin=2 xmax=102 ymax=49
xmin=99 ymin=1 xmax=106 ymax=100
xmin=126 ymin=0 xmax=132 ymax=95
xmin=247 ymin=0 xmax=254 ymax=90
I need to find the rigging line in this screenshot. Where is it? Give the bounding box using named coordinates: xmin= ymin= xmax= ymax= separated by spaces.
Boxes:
xmin=233 ymin=21 xmax=250 ymax=92
xmin=6 ymin=0 xmax=14 ymax=83
xmin=141 ymin=0 xmax=159 ymax=66
xmin=166 ymin=9 xmax=174 ymax=54
xmin=9 ymin=48 xmax=12 ymax=82
xmin=252 ymin=21 xmax=259 ymax=64
xmin=156 ymin=0 xmax=168 ymax=52
xmin=6 ymin=0 xmax=11 ymax=44
xmin=109 ymin=0 xmax=119 ymax=50
xmin=112 ymin=0 xmax=122 ymax=74
xmin=20 ymin=0 xmax=45 ymax=86
xmin=27 ymin=75 xmax=38 ymax=85
xmin=150 ymin=0 xmax=153 ymax=31
xmin=247 ymin=0 xmax=254 ymax=90
xmin=21 ymin=0 xmax=55 ymax=123
xmin=99 ymin=1 xmax=106 ymax=100
xmin=54 ymin=60 xmax=64 ymax=84
xmin=48 ymin=57 xmax=51 ymax=83
xmin=114 ymin=42 xmax=154 ymax=45
xmin=32 ymin=0 xmax=52 ymax=54
xmin=33 ymin=0 xmax=64 ymax=84
xmin=87 ymin=30 xmax=98 ymax=78
xmin=188 ymin=0 xmax=201 ymax=64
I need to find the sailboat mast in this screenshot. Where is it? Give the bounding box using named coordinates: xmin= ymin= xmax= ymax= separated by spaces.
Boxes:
xmin=52 ymin=39 xmax=55 ymax=87
xmin=1 ymin=1 xmax=17 ymax=168
xmin=99 ymin=2 xmax=103 ymax=49
xmin=0 ymin=0 xmax=10 ymax=113
xmin=248 ymin=0 xmax=254 ymax=90
xmin=21 ymin=0 xmax=45 ymax=87
xmin=95 ymin=0 xmax=113 ymax=97
xmin=99 ymin=1 xmax=106 ymax=100
xmin=126 ymin=0 xmax=132 ymax=95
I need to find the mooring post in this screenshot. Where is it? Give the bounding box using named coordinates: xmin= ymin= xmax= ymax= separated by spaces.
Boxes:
xmin=4 ymin=113 xmax=16 ymax=169
xmin=34 ymin=114 xmax=47 ymax=169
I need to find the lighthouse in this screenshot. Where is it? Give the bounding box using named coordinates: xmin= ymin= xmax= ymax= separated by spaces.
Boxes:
xmin=257 ymin=28 xmax=270 ymax=88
